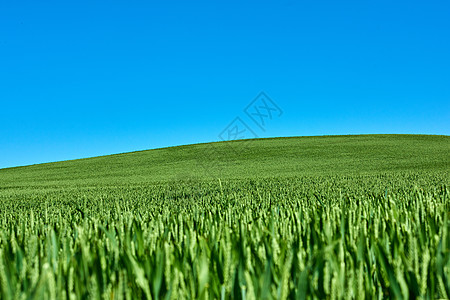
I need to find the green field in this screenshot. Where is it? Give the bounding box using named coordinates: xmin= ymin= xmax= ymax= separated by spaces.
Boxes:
xmin=0 ymin=134 xmax=449 ymax=299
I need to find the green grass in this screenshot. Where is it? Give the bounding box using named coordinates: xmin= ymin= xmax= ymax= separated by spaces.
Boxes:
xmin=0 ymin=134 xmax=449 ymax=299
xmin=1 ymin=134 xmax=448 ymax=188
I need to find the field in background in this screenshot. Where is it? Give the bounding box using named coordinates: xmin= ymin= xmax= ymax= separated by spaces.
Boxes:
xmin=1 ymin=134 xmax=448 ymax=187
xmin=0 ymin=134 xmax=449 ymax=299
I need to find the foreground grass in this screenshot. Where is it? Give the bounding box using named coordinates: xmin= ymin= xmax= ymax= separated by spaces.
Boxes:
xmin=0 ymin=135 xmax=449 ymax=299
xmin=1 ymin=173 xmax=449 ymax=299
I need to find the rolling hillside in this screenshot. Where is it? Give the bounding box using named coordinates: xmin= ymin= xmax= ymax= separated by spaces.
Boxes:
xmin=0 ymin=134 xmax=448 ymax=188
xmin=1 ymin=134 xmax=449 ymax=299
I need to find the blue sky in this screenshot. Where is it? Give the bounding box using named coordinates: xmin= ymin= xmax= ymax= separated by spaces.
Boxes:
xmin=1 ymin=0 xmax=449 ymax=168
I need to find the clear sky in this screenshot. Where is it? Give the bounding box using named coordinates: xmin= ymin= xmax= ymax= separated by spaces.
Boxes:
xmin=1 ymin=0 xmax=449 ymax=169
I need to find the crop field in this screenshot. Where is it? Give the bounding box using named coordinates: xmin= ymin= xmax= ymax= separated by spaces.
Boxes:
xmin=0 ymin=135 xmax=449 ymax=299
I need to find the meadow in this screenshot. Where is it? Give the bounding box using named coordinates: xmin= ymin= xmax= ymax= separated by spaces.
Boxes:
xmin=0 ymin=134 xmax=449 ymax=299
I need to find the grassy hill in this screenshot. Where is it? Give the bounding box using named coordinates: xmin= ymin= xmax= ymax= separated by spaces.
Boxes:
xmin=0 ymin=134 xmax=448 ymax=188
xmin=0 ymin=134 xmax=449 ymax=299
